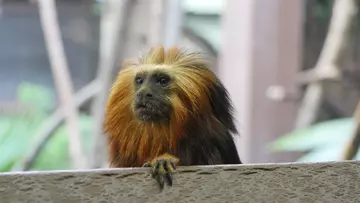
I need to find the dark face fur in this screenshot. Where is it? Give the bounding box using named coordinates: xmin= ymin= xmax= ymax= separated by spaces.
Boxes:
xmin=133 ymin=70 xmax=172 ymax=122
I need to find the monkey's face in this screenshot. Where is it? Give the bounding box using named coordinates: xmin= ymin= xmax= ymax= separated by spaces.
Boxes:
xmin=133 ymin=69 xmax=172 ymax=123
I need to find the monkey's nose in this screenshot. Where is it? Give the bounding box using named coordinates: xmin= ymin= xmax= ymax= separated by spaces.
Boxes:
xmin=137 ymin=91 xmax=153 ymax=100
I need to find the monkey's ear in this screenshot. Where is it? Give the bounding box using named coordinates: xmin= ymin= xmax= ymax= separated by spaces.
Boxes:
xmin=143 ymin=45 xmax=165 ymax=64
xmin=164 ymin=46 xmax=182 ymax=65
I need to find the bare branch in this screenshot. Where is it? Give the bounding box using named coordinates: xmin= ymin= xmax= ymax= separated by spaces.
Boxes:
xmin=37 ymin=0 xmax=87 ymax=168
xmin=0 ymin=102 xmax=34 ymax=116
xmin=295 ymin=0 xmax=358 ymax=129
xmin=342 ymin=100 xmax=360 ymax=160
xmin=90 ymin=0 xmax=137 ymax=168
xmin=182 ymin=27 xmax=218 ymax=58
xmin=11 ymin=80 xmax=100 ymax=171
xmin=296 ymin=68 xmax=341 ymax=85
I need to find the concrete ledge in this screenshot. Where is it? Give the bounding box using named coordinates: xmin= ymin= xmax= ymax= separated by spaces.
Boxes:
xmin=0 ymin=161 xmax=359 ymax=202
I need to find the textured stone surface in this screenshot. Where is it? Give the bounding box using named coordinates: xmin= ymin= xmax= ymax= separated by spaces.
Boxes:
xmin=0 ymin=161 xmax=359 ymax=203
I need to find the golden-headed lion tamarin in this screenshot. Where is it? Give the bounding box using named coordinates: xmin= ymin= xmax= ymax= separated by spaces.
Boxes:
xmin=104 ymin=45 xmax=242 ymax=188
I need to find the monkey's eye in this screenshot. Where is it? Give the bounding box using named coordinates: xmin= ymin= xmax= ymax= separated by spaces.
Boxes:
xmin=135 ymin=76 xmax=144 ymax=85
xmin=157 ymin=76 xmax=170 ymax=86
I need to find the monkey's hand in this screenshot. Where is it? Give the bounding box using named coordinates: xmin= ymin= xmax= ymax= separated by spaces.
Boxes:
xmin=142 ymin=153 xmax=180 ymax=189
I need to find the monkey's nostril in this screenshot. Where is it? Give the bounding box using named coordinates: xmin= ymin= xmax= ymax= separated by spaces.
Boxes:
xmin=137 ymin=90 xmax=153 ymax=99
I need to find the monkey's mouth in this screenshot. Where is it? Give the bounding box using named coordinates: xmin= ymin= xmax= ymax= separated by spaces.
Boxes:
xmin=135 ymin=102 xmax=153 ymax=111
xmin=134 ymin=101 xmax=170 ymax=122
xmin=135 ymin=102 xmax=161 ymax=121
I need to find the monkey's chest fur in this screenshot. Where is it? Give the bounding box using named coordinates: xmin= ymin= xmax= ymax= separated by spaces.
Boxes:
xmin=109 ymin=121 xmax=238 ymax=167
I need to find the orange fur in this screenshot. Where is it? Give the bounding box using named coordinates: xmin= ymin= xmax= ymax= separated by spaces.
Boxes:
xmin=104 ymin=45 xmax=219 ymax=167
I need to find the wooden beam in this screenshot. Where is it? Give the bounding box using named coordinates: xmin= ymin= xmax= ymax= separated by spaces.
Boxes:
xmin=0 ymin=161 xmax=359 ymax=202
xmin=219 ymin=0 xmax=303 ymax=163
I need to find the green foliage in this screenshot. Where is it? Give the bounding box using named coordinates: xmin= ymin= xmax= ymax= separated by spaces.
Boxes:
xmin=17 ymin=82 xmax=55 ymax=113
xmin=31 ymin=114 xmax=93 ymax=171
xmin=269 ymin=118 xmax=360 ymax=162
xmin=0 ymin=115 xmax=43 ymax=171
xmin=0 ymin=82 xmax=93 ymax=172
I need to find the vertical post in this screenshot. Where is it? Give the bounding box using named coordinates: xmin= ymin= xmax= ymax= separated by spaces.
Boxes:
xmin=163 ymin=0 xmax=183 ymax=49
xmin=148 ymin=0 xmax=164 ymax=46
xmin=91 ymin=0 xmax=130 ymax=168
xmin=38 ymin=0 xmax=86 ymax=169
xmin=148 ymin=0 xmax=183 ymax=48
xmin=219 ymin=0 xmax=303 ymax=163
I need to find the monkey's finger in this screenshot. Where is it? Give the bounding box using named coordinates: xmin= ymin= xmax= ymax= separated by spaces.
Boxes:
xmin=170 ymin=161 xmax=177 ymax=170
xmin=142 ymin=161 xmax=151 ymax=168
xmin=155 ymin=160 xmax=167 ymax=174
xmin=151 ymin=160 xmax=164 ymax=179
xmin=155 ymin=174 xmax=165 ymax=189
xmin=165 ymin=160 xmax=175 ymax=173
xmin=163 ymin=160 xmax=174 ymax=186
xmin=164 ymin=172 xmax=173 ymax=186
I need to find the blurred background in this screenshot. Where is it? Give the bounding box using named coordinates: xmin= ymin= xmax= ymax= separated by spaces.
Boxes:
xmin=0 ymin=0 xmax=359 ymax=172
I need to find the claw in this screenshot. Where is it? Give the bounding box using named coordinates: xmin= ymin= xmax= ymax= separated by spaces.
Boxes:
xmin=142 ymin=161 xmax=151 ymax=167
xmin=145 ymin=153 xmax=179 ymax=189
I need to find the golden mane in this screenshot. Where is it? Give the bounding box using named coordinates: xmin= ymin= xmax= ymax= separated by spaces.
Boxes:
xmin=104 ymin=45 xmax=219 ymax=167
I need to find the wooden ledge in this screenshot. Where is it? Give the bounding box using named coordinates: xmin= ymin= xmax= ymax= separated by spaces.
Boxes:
xmin=0 ymin=161 xmax=359 ymax=202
